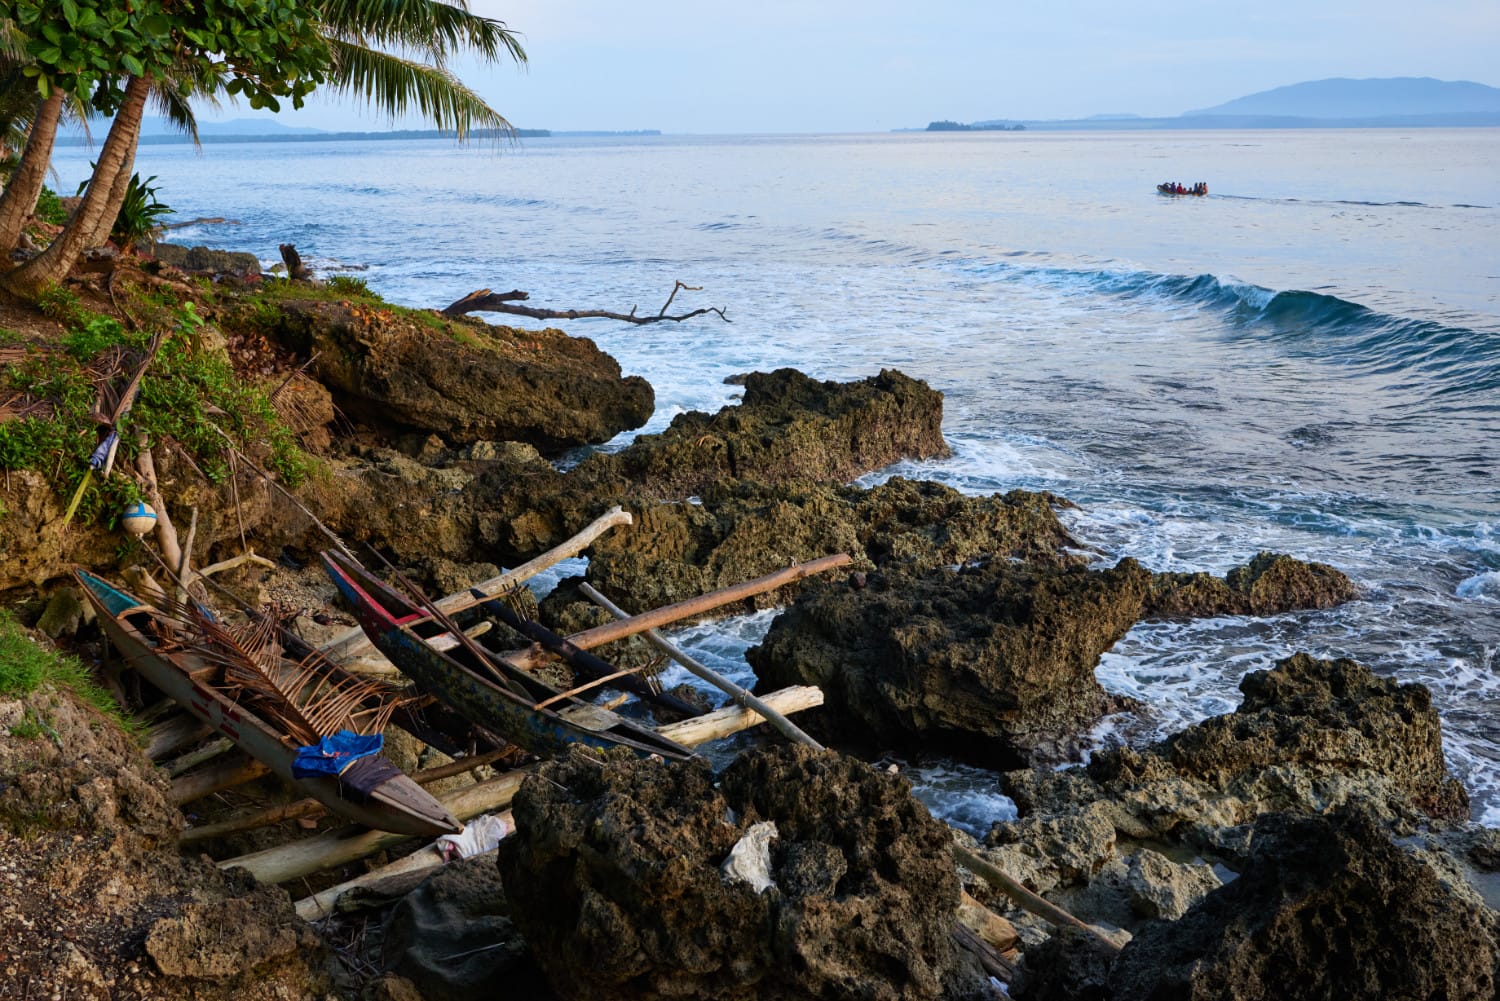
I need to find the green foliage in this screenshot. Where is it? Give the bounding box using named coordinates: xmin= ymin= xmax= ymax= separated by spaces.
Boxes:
xmin=33 ymin=186 xmax=68 ymax=226
xmin=35 ymin=284 xmax=83 ymax=325
xmin=62 ymin=314 xmax=138 ymax=360
xmin=78 ymin=170 xmax=173 ymax=252
xmin=0 ymin=610 xmax=130 ymax=732
xmin=326 ymin=274 xmax=372 ymax=297
xmin=0 ymin=328 xmax=23 ymax=345
xmin=10 ymin=0 xmax=327 ymax=114
xmin=110 ymin=173 xmax=172 ymax=252
xmin=0 ymin=302 xmax=308 ymax=524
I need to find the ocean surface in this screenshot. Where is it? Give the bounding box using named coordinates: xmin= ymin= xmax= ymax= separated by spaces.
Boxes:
xmin=53 ymin=128 xmax=1500 ymax=830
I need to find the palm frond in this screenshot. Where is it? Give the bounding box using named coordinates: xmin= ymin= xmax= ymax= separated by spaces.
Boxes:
xmin=325 ymin=38 xmax=514 ymax=139
xmin=153 ymin=602 xmax=406 ymax=745
xmin=149 ymin=84 xmax=203 ymax=145
xmin=318 ymin=0 xmax=527 ymax=67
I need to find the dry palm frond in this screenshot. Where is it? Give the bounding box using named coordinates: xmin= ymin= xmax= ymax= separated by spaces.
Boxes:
xmin=151 ymin=600 xmax=407 ymax=745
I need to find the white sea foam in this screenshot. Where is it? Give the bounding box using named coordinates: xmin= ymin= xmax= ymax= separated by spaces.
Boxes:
xmin=1457 ymin=571 xmax=1500 ymax=601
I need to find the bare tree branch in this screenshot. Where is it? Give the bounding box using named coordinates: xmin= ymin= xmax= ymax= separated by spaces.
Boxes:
xmin=439 ymin=281 xmax=729 ymax=325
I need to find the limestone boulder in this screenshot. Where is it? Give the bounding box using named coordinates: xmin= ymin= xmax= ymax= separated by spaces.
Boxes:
xmin=1106 ymin=809 xmax=1500 ymax=1001
xmin=748 ymin=559 xmax=1151 ymax=767
xmin=598 ymin=368 xmax=951 ymax=498
xmin=498 ymin=744 xmax=980 ymax=1001
xmin=267 ymin=301 xmax=654 ymax=450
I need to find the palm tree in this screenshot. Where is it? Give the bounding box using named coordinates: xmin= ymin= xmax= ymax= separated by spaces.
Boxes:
xmin=317 ymin=0 xmax=526 ymax=138
xmin=0 ymin=0 xmax=526 ymax=299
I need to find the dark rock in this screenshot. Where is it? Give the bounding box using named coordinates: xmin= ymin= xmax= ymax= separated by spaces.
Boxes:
xmin=1162 ymin=652 xmax=1470 ymax=821
xmin=747 ymin=559 xmax=1150 ymax=767
xmin=1011 ymin=925 xmax=1117 ymax=1001
xmin=1001 ymin=652 xmax=1470 ymax=844
xmin=267 ymin=301 xmax=654 ymax=450
xmin=498 ymin=744 xmax=966 ymax=1001
xmin=1146 ymin=551 xmax=1358 ymax=617
xmin=147 ymin=242 xmax=262 ymax=276
xmin=1107 ymin=809 xmax=1500 ymax=1001
xmin=600 ymin=368 xmax=951 ymax=498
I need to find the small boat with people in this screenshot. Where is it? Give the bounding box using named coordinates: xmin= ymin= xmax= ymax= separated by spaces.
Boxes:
xmin=1157 ymin=181 xmax=1208 ymax=196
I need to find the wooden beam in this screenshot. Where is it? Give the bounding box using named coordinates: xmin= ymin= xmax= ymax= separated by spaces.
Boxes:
xmin=181 ymin=749 xmax=509 ymax=845
xmin=294 ymin=817 xmax=510 ymax=921
xmin=507 ymin=554 xmax=852 ymax=670
xmin=145 ymin=713 xmax=213 ymax=760
xmin=643 ymin=685 xmax=823 ymax=748
xmin=220 ymin=772 xmax=527 ymax=885
xmin=163 ymin=737 xmax=234 ymax=777
xmin=952 ymin=842 xmax=1121 ymax=953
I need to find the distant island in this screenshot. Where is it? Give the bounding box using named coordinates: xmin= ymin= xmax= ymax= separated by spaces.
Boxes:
xmin=922 ymin=76 xmax=1500 ymax=132
xmin=926 ymin=120 xmax=1024 ymax=132
xmin=57 ymin=118 xmax=663 ymax=147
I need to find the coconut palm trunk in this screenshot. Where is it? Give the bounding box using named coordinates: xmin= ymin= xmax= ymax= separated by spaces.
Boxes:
xmin=0 ymin=90 xmax=65 ymax=253
xmin=0 ymin=75 xmax=150 ymax=300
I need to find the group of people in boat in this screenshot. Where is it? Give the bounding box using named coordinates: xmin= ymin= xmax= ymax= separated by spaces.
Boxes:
xmin=1159 ymin=181 xmax=1208 ymax=195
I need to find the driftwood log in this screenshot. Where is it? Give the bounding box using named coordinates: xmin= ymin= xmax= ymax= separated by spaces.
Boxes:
xmin=439 ymin=280 xmax=728 ymax=325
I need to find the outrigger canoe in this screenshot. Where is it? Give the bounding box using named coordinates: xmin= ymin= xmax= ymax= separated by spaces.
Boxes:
xmin=76 ymin=570 xmax=461 ymax=838
xmin=319 ymin=551 xmax=698 ymax=762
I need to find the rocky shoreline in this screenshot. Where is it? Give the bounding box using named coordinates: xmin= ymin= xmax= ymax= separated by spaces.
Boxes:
xmin=0 ymin=258 xmax=1495 ymax=999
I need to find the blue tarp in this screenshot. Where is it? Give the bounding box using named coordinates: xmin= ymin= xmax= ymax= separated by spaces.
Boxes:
xmin=292 ymin=730 xmax=384 ymax=778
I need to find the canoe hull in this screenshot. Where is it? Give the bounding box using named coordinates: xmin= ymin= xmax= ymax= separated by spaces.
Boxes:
xmin=320 ymin=551 xmax=696 ymax=761
xmin=76 ymin=571 xmax=460 ymax=837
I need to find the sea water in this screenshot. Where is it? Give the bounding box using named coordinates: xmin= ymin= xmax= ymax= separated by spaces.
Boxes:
xmin=51 ymin=129 xmax=1500 ymax=830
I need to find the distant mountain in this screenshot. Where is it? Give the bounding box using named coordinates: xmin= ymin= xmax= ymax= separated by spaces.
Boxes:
xmin=1184 ymin=77 xmax=1500 ymax=119
xmin=915 ymin=77 xmax=1500 ymax=133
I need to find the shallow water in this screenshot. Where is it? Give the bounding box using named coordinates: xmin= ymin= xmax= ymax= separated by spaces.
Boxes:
xmin=54 ymin=128 xmax=1500 ymax=827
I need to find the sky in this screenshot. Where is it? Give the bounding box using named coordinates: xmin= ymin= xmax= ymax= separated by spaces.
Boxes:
xmin=213 ymin=0 xmax=1500 ymax=134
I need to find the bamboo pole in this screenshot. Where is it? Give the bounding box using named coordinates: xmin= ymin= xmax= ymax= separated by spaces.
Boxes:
xmin=951 ymin=842 xmax=1122 ymax=953
xmin=318 ymin=506 xmax=633 ymax=664
xmin=579 ymin=582 xmax=824 ymax=751
xmin=163 ymin=737 xmax=234 ymax=777
xmin=144 ymin=713 xmax=213 ymax=760
xmin=218 ymin=685 xmax=822 ymax=885
xmin=507 ymin=554 xmax=852 ymax=670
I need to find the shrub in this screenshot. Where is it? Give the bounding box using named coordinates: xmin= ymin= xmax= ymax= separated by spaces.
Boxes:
xmin=33 ymin=186 xmax=68 ymax=226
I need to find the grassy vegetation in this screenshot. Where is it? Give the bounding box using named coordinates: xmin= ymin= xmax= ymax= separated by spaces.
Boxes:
xmin=0 ymin=297 xmax=309 ymax=526
xmin=0 ymin=610 xmax=132 ymax=736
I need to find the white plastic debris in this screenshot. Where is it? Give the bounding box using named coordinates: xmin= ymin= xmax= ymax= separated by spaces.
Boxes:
xmin=721 ymin=820 xmax=779 ymax=894
xmin=434 ymin=813 xmax=512 ymax=862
